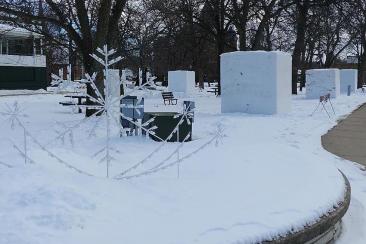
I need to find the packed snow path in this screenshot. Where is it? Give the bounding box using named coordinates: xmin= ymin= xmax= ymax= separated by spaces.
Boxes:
xmin=322 ymin=103 xmax=366 ymax=166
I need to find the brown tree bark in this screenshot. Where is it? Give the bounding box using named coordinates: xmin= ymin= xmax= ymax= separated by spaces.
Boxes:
xmin=292 ymin=0 xmax=309 ymax=94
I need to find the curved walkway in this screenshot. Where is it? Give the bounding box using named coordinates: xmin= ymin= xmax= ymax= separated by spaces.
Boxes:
xmin=322 ymin=103 xmax=366 ymax=166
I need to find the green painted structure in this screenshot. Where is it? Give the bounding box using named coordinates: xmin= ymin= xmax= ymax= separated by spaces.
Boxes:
xmin=0 ymin=66 xmax=47 ymax=90
xmin=0 ymin=24 xmax=46 ymax=90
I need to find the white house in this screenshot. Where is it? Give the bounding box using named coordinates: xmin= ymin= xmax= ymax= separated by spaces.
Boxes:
xmin=0 ymin=24 xmax=47 ymax=89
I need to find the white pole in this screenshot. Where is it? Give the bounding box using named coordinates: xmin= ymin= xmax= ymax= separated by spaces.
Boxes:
xmin=105 ymin=45 xmax=110 ymax=178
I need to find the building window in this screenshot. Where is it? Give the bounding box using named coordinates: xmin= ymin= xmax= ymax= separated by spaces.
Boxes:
xmin=34 ymin=38 xmax=42 ymax=55
xmin=8 ymin=39 xmax=33 ymax=56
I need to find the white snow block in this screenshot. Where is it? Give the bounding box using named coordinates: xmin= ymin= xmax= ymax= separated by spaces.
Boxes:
xmin=305 ymin=69 xmax=340 ymax=99
xmin=168 ymin=70 xmax=195 ymax=94
xmin=221 ymin=51 xmax=291 ymax=114
xmin=340 ymin=69 xmax=357 ymax=94
xmin=107 ymin=69 xmax=121 ymax=121
xmin=107 ymin=69 xmax=121 ymax=100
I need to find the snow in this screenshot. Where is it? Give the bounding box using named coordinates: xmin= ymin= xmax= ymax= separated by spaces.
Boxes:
xmin=168 ymin=71 xmax=195 ymax=94
xmin=221 ymin=51 xmax=291 ymax=114
xmin=0 ymin=89 xmax=49 ymax=96
xmin=340 ymin=69 xmax=358 ymax=94
xmin=306 ymin=69 xmax=340 ymax=99
xmin=1 ymin=89 xmax=366 ymax=244
xmin=0 ymin=24 xmax=43 ymax=38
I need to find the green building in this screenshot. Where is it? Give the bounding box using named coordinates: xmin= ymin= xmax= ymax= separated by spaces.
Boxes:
xmin=0 ymin=24 xmax=47 ymax=90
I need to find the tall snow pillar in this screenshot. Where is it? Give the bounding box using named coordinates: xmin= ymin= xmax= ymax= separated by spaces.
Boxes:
xmin=340 ymin=69 xmax=357 ymax=94
xmin=107 ymin=69 xmax=121 ymax=122
xmin=168 ymin=70 xmax=195 ymax=94
xmin=305 ymin=69 xmax=340 ymax=99
xmin=221 ymin=51 xmax=291 ymax=114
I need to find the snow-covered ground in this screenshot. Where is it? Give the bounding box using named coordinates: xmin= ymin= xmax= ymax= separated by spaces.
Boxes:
xmin=0 ymin=89 xmax=49 ymax=96
xmin=0 ymin=90 xmax=366 ymax=244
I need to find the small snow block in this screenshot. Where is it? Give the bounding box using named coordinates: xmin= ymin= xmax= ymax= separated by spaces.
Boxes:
xmin=221 ymin=51 xmax=291 ymax=114
xmin=168 ymin=70 xmax=195 ymax=94
xmin=340 ymin=69 xmax=357 ymax=94
xmin=306 ymin=69 xmax=340 ymax=99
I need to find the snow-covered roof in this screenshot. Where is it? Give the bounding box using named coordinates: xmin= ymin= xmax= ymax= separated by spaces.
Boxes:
xmin=0 ymin=24 xmax=43 ymax=38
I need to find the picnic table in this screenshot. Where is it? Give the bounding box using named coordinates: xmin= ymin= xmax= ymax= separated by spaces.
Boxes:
xmin=63 ymin=94 xmax=87 ymax=113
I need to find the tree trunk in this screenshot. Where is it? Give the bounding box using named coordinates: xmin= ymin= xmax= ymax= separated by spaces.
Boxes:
xmin=252 ymin=18 xmax=268 ymax=50
xmin=358 ymin=29 xmax=366 ymax=88
xmin=292 ymin=1 xmax=309 ymax=95
xmin=216 ymin=34 xmax=225 ymax=95
xmin=237 ymin=28 xmax=247 ymax=50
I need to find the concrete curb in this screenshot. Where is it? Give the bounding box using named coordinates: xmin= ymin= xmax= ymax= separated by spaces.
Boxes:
xmin=261 ymin=171 xmax=351 ymax=244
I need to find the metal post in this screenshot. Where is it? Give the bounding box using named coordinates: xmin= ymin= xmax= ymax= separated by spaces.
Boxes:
xmin=347 ymin=85 xmax=351 ymax=96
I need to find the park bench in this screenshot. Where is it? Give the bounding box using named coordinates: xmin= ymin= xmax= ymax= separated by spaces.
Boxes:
xmin=162 ymin=92 xmax=178 ymax=105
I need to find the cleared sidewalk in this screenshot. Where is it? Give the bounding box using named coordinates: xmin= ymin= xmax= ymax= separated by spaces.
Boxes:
xmin=322 ymin=104 xmax=366 ymax=166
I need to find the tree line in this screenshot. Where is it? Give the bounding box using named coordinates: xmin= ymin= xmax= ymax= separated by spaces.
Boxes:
xmin=0 ymin=0 xmax=365 ymax=94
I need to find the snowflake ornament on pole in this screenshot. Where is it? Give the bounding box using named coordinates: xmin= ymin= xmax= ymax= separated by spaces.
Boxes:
xmin=87 ymin=45 xmax=123 ymax=178
xmin=0 ymin=102 xmax=29 ymax=164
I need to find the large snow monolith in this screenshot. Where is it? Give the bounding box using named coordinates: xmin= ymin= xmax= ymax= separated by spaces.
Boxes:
xmin=340 ymin=69 xmax=358 ymax=94
xmin=306 ymin=69 xmax=340 ymax=99
xmin=168 ymin=70 xmax=195 ymax=94
xmin=221 ymin=51 xmax=291 ymax=114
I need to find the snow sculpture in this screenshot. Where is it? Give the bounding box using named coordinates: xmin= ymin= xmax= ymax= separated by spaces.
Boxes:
xmin=221 ymin=51 xmax=291 ymax=114
xmin=340 ymin=69 xmax=357 ymax=94
xmin=306 ymin=69 xmax=340 ymax=99
xmin=51 ymin=65 xmax=83 ymax=93
xmin=168 ymin=70 xmax=195 ymax=94
xmin=107 ymin=69 xmax=121 ymax=121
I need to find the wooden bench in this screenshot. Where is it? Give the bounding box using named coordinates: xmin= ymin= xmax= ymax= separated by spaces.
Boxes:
xmin=162 ymin=92 xmax=178 ymax=105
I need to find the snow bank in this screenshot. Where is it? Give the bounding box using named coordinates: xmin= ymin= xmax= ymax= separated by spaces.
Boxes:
xmin=340 ymin=69 xmax=358 ymax=94
xmin=221 ymin=51 xmax=291 ymax=114
xmin=168 ymin=70 xmax=195 ymax=94
xmin=306 ymin=69 xmax=340 ymax=99
xmin=1 ymin=91 xmax=365 ymax=244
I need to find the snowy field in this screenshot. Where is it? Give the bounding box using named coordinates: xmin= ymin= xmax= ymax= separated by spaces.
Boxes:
xmin=1 ymin=90 xmax=366 ymax=244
